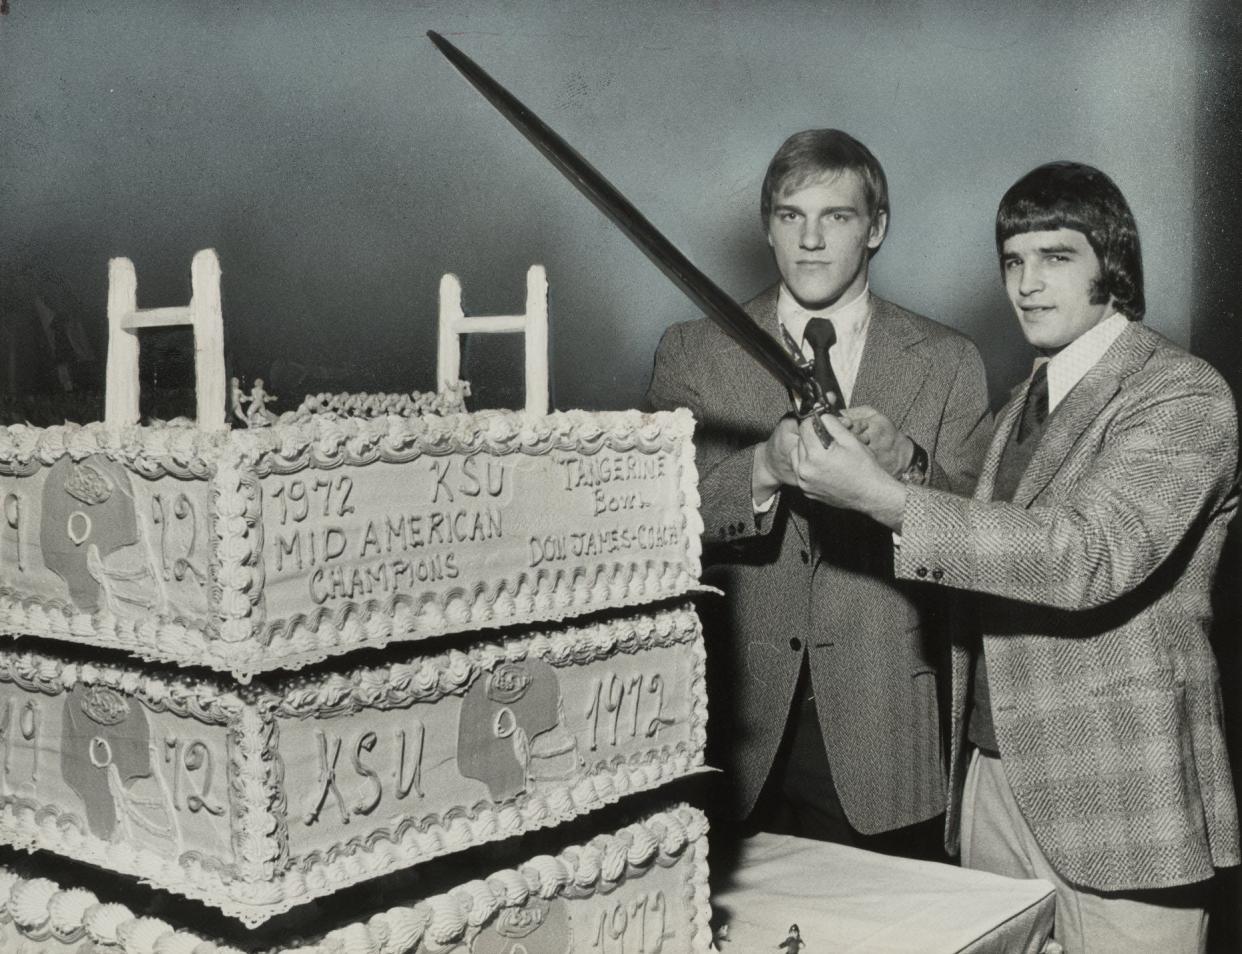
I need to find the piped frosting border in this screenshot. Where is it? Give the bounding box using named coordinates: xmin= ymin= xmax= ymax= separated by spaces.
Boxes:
xmin=0 ymin=604 xmax=708 ymax=925
xmin=0 ymin=804 xmax=711 ymax=954
xmin=0 ymin=408 xmax=704 ymax=680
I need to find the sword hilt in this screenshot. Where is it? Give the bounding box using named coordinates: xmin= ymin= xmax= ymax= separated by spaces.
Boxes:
xmin=796 ymin=402 xmax=838 ymax=449
xmin=794 ymin=378 xmax=840 ymax=449
xmin=782 ymin=324 xmax=840 ymax=448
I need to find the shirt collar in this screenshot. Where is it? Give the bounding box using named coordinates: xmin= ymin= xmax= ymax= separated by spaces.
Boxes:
xmin=776 ymin=283 xmax=872 ymax=347
xmin=1044 ymin=311 xmax=1130 ymax=412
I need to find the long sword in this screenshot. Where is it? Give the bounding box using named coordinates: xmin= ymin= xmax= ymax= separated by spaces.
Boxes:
xmin=427 ymin=30 xmax=839 ymax=440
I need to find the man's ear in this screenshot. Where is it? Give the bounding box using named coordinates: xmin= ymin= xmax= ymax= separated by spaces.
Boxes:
xmin=867 ymin=210 xmax=889 ymax=250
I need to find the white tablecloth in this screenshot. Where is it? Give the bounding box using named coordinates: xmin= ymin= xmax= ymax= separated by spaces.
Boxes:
xmin=711 ymin=833 xmax=1055 ymax=953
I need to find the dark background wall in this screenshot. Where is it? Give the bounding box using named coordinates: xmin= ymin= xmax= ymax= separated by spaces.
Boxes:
xmin=2 ymin=0 xmax=1241 ymax=943
xmin=0 ymin=0 xmax=1229 ymax=412
xmin=1193 ymin=5 xmax=1242 ymax=948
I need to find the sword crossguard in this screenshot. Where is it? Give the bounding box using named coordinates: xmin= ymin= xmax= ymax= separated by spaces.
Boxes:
xmin=809 ymin=409 xmax=835 ymax=449
xmin=796 ymin=401 xmax=837 ymax=449
xmin=793 ymin=375 xmax=840 ymax=449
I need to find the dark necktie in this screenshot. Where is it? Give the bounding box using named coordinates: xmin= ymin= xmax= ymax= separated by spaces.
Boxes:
xmin=968 ymin=360 xmax=1051 ymax=754
xmin=990 ymin=360 xmax=1051 ymax=505
xmin=1016 ymin=361 xmax=1049 ymax=444
xmin=803 ymin=317 xmax=846 ymax=410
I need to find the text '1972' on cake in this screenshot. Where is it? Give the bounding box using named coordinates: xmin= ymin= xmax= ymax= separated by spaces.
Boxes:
xmin=0 ymin=804 xmax=713 ymax=953
xmin=0 ymin=253 xmax=704 ymax=681
xmin=0 ymin=604 xmax=706 ymax=925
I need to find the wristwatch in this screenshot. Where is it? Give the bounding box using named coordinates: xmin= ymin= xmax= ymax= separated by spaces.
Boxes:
xmin=898 ymin=438 xmax=930 ymax=485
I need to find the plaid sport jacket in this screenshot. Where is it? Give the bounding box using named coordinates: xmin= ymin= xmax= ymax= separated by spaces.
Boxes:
xmin=898 ymin=321 xmax=1241 ymax=890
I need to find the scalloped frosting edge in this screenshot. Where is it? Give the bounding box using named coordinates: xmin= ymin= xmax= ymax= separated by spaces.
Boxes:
xmin=0 ymin=407 xmax=703 ymax=680
xmin=0 ymin=604 xmax=708 ymax=926
xmin=0 ymin=602 xmax=701 ymax=725
xmin=0 ymin=408 xmax=695 ymax=474
xmin=0 ymin=804 xmax=710 ymax=954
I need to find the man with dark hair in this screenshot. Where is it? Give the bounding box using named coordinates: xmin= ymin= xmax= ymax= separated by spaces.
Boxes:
xmin=645 ymin=129 xmax=992 ymax=853
xmin=795 ymin=160 xmax=1239 ymax=952
xmin=994 ymin=160 xmax=1145 ymax=321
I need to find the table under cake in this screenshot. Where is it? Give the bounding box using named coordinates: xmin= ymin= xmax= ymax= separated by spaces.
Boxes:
xmin=710 ymin=833 xmax=1056 ymax=953
xmin=0 ymin=406 xmax=715 ymax=953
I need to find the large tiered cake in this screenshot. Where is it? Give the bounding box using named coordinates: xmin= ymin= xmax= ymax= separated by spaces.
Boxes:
xmin=0 ymin=606 xmax=705 ymax=922
xmin=0 ymin=252 xmax=713 ymax=949
xmin=0 ymin=804 xmax=712 ymax=953
xmin=0 ymin=404 xmax=700 ymax=682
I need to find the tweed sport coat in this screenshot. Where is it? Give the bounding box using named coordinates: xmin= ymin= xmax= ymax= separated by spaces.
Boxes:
xmin=646 ymin=286 xmax=992 ymax=833
xmin=897 ymin=321 xmax=1241 ymax=890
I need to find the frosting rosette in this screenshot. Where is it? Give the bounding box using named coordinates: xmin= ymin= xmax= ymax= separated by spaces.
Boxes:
xmin=397 ymin=905 xmax=437 ymax=952
xmin=8 ymin=876 xmax=56 ymax=931
xmin=48 ymin=887 xmax=96 ymax=938
xmin=0 ymin=805 xmax=710 ymax=952
xmin=0 ymin=398 xmax=705 ymax=920
xmin=116 ymin=916 xmax=176 ymax=954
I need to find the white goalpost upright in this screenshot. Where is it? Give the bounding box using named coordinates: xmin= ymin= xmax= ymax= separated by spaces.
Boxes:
xmin=105 ymin=248 xmax=226 ymax=429
xmin=103 ymin=252 xmax=549 ymax=427
xmin=437 ymin=264 xmax=549 ymax=416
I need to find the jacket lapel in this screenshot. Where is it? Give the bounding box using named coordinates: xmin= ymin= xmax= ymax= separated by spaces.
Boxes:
xmin=714 ymin=284 xmax=810 ymax=546
xmin=704 ymin=284 xmax=791 ymax=427
xmin=850 ymin=298 xmax=930 ymax=426
xmin=978 ymin=389 xmax=1024 ymax=502
xmin=1012 ymin=322 xmax=1156 ymax=507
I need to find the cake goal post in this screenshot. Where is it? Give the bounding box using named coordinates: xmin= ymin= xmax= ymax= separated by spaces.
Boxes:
xmin=104 ymin=248 xmax=226 ymax=430
xmin=437 ymin=264 xmax=549 ymax=416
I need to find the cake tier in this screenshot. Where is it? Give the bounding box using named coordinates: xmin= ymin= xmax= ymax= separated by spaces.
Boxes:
xmin=0 ymin=605 xmax=706 ymax=925
xmin=0 ymin=408 xmax=702 ymax=680
xmin=0 ymin=805 xmax=711 ymax=953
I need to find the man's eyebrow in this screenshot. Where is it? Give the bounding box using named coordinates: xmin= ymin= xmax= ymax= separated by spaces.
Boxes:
xmin=1037 ymin=243 xmax=1079 ymax=255
xmin=772 ymin=202 xmax=859 ymax=214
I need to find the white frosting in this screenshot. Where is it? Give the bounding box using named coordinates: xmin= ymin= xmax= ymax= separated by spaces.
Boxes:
xmin=47 ymin=887 xmax=94 ymax=937
xmin=292 ymin=387 xmax=468 ymax=419
xmin=0 ymin=392 xmax=712 ymax=944
xmin=9 ymin=877 xmax=57 ymax=930
xmin=116 ymin=917 xmax=177 ymax=954
xmin=0 ymin=605 xmax=707 ymax=925
xmin=0 ymin=408 xmax=702 ymax=680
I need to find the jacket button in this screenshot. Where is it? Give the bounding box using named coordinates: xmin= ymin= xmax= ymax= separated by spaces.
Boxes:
xmin=916 ymin=567 xmax=928 ymax=578
xmin=932 ymin=568 xmax=944 ymax=581
xmin=789 ymin=637 xmax=802 ymax=651
xmin=800 ymin=550 xmax=809 ymax=564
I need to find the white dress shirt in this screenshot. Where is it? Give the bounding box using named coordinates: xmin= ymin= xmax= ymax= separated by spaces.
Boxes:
xmin=1042 ymin=311 xmax=1130 ymax=412
xmin=754 ymin=284 xmax=874 ymax=512
xmin=777 ymin=283 xmax=872 ymax=405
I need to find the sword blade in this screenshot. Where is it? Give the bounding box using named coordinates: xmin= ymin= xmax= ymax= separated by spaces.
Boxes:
xmin=427 ymin=30 xmax=822 ymax=407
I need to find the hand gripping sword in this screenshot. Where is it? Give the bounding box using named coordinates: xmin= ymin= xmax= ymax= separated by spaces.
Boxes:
xmin=427 ymin=30 xmax=840 ymax=446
